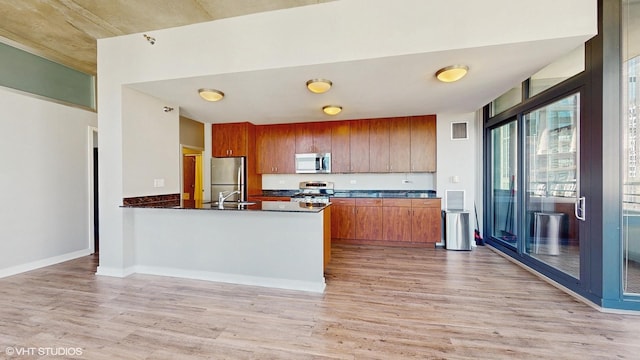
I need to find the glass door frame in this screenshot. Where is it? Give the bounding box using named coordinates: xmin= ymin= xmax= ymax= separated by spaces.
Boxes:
xmin=484 ymin=84 xmax=589 ymax=296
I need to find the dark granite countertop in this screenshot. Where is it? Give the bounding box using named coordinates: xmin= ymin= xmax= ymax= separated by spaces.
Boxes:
xmin=123 ymin=200 xmax=328 ymax=213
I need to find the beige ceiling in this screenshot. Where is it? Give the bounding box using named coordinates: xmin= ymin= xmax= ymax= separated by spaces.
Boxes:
xmin=0 ymin=0 xmax=332 ymax=75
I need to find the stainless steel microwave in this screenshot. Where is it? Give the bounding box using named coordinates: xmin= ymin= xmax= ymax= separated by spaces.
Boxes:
xmin=295 ymin=153 xmax=331 ymax=174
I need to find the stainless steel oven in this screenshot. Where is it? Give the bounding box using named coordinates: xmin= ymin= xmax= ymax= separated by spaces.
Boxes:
xmin=290 ymin=181 xmax=334 ymax=204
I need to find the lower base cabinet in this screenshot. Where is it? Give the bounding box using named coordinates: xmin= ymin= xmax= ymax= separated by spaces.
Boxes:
xmin=331 ymin=198 xmax=356 ymax=239
xmin=382 ymin=199 xmax=412 ymax=242
xmin=332 ymin=197 xmax=441 ymax=245
xmin=410 ymin=199 xmax=442 ymax=242
xmin=355 ymin=199 xmax=383 ymax=240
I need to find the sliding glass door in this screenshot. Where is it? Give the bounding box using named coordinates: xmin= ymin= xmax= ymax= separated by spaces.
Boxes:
xmin=490 ymin=121 xmax=518 ymax=247
xmin=524 ymin=94 xmax=581 ymax=279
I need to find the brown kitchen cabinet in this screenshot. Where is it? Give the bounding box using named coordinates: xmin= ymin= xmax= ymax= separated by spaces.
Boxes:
xmin=349 ymin=120 xmax=370 ymax=173
xmin=331 ymin=122 xmax=351 ymax=173
xmin=382 ymin=199 xmax=412 ymax=242
xmin=330 ymin=198 xmax=356 ymax=239
xmin=410 ymin=115 xmax=437 ymax=172
xmin=389 ymin=117 xmax=411 ymax=172
xmin=411 ymin=198 xmax=442 ymax=243
xmin=256 ymin=124 xmax=295 ymax=174
xmin=295 ymin=122 xmax=332 ymax=154
xmin=369 ymin=118 xmax=390 ymax=172
xmin=212 ymin=122 xmax=261 ymax=196
xmin=355 ymin=198 xmax=382 ymax=240
xmin=212 ymin=122 xmax=249 ymax=157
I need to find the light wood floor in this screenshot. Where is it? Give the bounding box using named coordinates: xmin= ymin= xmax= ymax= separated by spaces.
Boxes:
xmin=2 ymin=245 xmax=640 ymax=359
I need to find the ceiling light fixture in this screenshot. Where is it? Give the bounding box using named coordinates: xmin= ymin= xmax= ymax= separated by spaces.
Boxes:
xmin=198 ymin=88 xmax=225 ymax=102
xmin=322 ymin=105 xmax=342 ymax=116
xmin=306 ymin=79 xmax=332 ymax=94
xmin=435 ymin=65 xmax=469 ymax=83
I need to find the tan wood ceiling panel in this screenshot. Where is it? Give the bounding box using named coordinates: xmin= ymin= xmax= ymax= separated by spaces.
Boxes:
xmin=0 ymin=0 xmax=332 ymax=75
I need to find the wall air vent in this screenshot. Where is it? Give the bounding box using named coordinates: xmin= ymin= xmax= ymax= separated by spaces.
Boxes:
xmin=451 ymin=122 xmax=468 ymax=140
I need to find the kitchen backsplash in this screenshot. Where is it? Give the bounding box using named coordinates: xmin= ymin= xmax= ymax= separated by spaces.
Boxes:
xmin=262 ymin=173 xmax=435 ymax=191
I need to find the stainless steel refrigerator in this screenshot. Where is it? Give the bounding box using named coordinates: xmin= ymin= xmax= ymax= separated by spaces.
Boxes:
xmin=211 ymin=157 xmax=245 ymax=202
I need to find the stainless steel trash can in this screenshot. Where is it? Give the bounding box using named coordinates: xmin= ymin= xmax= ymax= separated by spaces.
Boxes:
xmin=533 ymin=212 xmax=564 ymax=255
xmin=444 ymin=210 xmax=472 ymax=251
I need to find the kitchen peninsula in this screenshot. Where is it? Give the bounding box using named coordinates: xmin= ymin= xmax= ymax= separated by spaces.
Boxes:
xmin=120 ymin=201 xmax=330 ymax=293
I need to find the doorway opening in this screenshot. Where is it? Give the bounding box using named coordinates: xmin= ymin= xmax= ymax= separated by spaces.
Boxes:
xmin=182 ymin=146 xmax=204 ymax=207
xmin=88 ymin=126 xmax=99 ymax=255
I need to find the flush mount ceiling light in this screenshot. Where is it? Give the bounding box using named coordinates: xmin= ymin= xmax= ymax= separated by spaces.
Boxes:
xmin=322 ymin=105 xmax=342 ymax=116
xmin=435 ymin=65 xmax=469 ymax=83
xmin=198 ymin=88 xmax=225 ymax=102
xmin=306 ymin=79 xmax=333 ymax=94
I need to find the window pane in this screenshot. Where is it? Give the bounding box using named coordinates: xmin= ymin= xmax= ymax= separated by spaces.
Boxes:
xmin=529 ymin=44 xmax=585 ymax=97
xmin=525 ymin=94 xmax=580 ymax=279
xmin=491 ymin=86 xmax=522 ymax=116
xmin=622 ymin=0 xmax=640 ymax=295
xmin=490 ymin=121 xmax=518 ymax=245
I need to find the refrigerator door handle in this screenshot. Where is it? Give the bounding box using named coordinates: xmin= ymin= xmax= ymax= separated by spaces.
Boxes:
xmin=237 ymin=163 xmax=244 ymax=202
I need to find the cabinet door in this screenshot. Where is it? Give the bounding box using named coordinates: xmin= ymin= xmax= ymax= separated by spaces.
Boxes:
xmin=350 ymin=120 xmax=370 ymax=173
xmin=410 ymin=115 xmax=437 ymax=172
xmin=331 ymin=121 xmax=351 ymax=173
xmin=355 ymin=199 xmax=382 ymax=240
xmin=272 ymin=124 xmax=296 ymax=173
xmin=255 ymin=125 xmax=271 ymax=174
xmin=256 ymin=124 xmax=295 ymax=174
xmin=312 ymin=122 xmax=332 ymax=153
xmin=389 ymin=117 xmax=411 ymax=172
xmin=411 ymin=199 xmax=442 ymax=243
xmin=295 ymin=123 xmax=314 ymax=153
xmin=369 ymin=118 xmax=390 ymax=172
xmin=382 ymin=199 xmax=412 ymax=242
xmin=331 ymin=199 xmax=356 ymax=239
xmin=212 ymin=122 xmax=247 ymax=157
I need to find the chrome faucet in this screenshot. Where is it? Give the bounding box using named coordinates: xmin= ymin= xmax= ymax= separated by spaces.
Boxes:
xmin=218 ymin=190 xmax=240 ymax=209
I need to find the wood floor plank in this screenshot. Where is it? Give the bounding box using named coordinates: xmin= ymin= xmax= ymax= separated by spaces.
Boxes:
xmin=1 ymin=244 xmax=640 ymax=359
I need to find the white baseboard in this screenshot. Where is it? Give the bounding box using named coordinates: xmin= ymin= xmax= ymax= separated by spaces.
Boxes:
xmin=0 ymin=249 xmax=92 ymax=278
xmin=133 ymin=265 xmax=326 ymax=293
xmin=95 ymin=265 xmax=136 ymax=278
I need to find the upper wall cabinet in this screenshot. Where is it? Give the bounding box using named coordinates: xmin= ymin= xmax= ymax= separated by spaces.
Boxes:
xmin=410 ymin=115 xmax=437 ymax=172
xmin=369 ymin=118 xmax=391 ymax=172
xmin=254 ymin=114 xmax=437 ymax=174
xmin=349 ymin=120 xmax=370 ymax=173
xmin=212 ymin=122 xmax=249 ymax=157
xmin=256 ymin=124 xmax=295 ymax=174
xmin=331 ymin=121 xmax=351 ymax=173
xmin=389 ymin=117 xmax=411 ymax=172
xmin=295 ymin=122 xmax=332 ymax=154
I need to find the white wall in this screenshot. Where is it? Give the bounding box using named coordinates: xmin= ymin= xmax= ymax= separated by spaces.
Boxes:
xmin=0 ymin=87 xmax=97 ymax=276
xmin=262 ymin=173 xmax=434 ymax=191
xmin=122 ymin=87 xmax=180 ymax=197
xmin=436 ymin=113 xmax=478 ymax=211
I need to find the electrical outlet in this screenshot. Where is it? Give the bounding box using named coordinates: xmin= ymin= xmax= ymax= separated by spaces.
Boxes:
xmin=279 ymin=180 xmax=285 ymax=184
xmin=153 ymin=178 xmax=165 ymax=188
xmin=350 ymin=179 xmax=357 ymax=184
